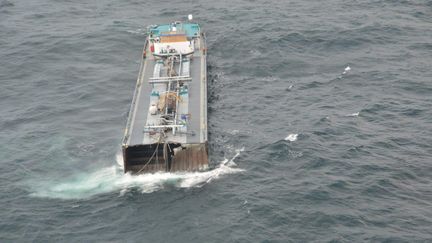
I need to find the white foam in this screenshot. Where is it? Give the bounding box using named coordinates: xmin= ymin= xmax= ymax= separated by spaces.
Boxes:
xmin=126 ymin=28 xmax=145 ymax=35
xmin=249 ymin=49 xmax=262 ymax=57
xmin=115 ymin=151 xmax=123 ymax=168
xmin=31 ymin=149 xmax=245 ymax=200
xmin=342 ymin=65 xmax=351 ymax=75
xmin=346 ymin=112 xmax=360 ymax=117
xmin=285 ymin=133 xmax=298 ymax=142
xmin=229 ymin=129 xmax=239 ymax=135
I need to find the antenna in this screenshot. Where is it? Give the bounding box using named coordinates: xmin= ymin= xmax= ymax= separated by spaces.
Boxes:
xmin=188 ymin=14 xmax=193 ymax=21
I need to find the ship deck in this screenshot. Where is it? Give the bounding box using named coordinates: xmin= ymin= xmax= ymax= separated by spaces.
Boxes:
xmin=124 ymin=35 xmax=207 ymax=146
xmin=121 ymin=25 xmax=208 ymax=173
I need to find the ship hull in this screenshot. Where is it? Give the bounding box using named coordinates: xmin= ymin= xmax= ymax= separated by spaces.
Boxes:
xmin=122 ymin=143 xmax=208 ymax=173
xmin=122 ymin=23 xmax=208 ymax=174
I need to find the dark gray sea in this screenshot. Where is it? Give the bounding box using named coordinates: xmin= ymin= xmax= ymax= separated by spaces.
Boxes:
xmin=1 ymin=0 xmax=432 ymax=242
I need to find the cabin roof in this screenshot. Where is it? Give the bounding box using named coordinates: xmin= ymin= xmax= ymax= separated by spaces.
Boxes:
xmin=149 ymin=23 xmax=200 ymax=38
xmin=160 ymin=35 xmax=188 ymax=43
xmin=159 ymin=31 xmax=188 ymax=43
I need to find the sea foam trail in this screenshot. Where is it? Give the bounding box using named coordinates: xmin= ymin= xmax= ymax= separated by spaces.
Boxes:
xmin=31 ymin=148 xmax=245 ymax=200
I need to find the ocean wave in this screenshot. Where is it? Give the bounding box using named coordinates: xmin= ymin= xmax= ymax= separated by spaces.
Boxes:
xmin=285 ymin=133 xmax=298 ymax=142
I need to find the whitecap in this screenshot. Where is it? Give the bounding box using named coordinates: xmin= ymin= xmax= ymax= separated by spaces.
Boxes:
xmin=342 ymin=65 xmax=351 ymax=75
xmin=285 ymin=134 xmax=298 ymax=142
xmin=346 ymin=112 xmax=360 ymax=117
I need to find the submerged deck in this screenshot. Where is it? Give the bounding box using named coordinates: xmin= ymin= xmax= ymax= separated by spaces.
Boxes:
xmin=122 ymin=23 xmax=208 ymax=173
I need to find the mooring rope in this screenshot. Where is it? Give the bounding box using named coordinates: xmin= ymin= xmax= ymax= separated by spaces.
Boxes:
xmin=163 ymin=140 xmax=168 ymax=171
xmin=137 ymin=134 xmax=163 ymax=173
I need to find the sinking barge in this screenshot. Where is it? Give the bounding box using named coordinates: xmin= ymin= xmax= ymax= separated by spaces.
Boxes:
xmin=122 ymin=17 xmax=208 ymax=173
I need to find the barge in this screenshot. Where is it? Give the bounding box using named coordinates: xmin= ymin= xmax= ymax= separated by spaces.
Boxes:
xmin=122 ymin=16 xmax=209 ymax=173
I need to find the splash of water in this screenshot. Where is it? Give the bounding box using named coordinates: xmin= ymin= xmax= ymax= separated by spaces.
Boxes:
xmin=30 ymin=148 xmax=245 ymax=200
xmin=285 ymin=133 xmax=298 ymax=142
xmin=342 ymin=65 xmax=351 ymax=75
xmin=338 ymin=65 xmax=352 ymax=79
xmin=346 ymin=112 xmax=360 ymax=117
